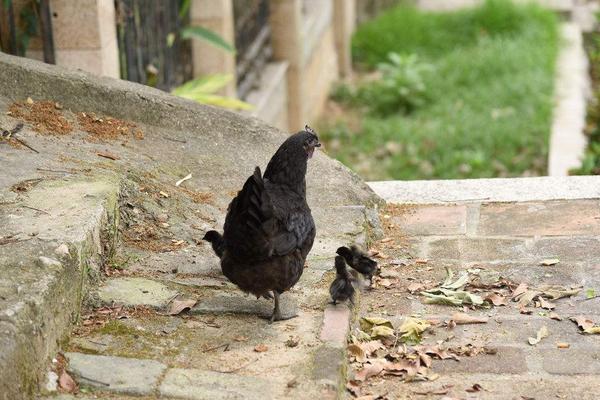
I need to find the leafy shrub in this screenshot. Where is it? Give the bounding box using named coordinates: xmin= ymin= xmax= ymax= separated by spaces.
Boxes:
xmin=359 ymin=53 xmax=432 ymax=115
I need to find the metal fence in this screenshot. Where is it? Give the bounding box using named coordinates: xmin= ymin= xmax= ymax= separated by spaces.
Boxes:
xmin=114 ymin=0 xmax=193 ymax=92
xmin=233 ymin=0 xmax=272 ymax=99
xmin=0 ymin=0 xmax=55 ymax=63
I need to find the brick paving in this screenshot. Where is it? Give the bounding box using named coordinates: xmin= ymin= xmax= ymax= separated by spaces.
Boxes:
xmin=350 ymin=199 xmax=600 ymax=399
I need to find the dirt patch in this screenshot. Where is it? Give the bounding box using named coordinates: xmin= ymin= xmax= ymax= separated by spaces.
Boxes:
xmin=77 ymin=112 xmax=144 ymax=142
xmin=178 ymin=187 xmax=214 ymax=205
xmin=10 ymin=178 xmax=43 ymax=193
xmin=8 ymin=100 xmax=73 ymax=134
xmin=122 ymin=221 xmax=187 ymax=253
xmin=72 ymin=305 xmax=155 ymax=337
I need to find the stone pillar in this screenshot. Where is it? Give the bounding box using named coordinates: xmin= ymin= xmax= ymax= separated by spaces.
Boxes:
xmin=269 ymin=0 xmax=305 ymax=131
xmin=333 ymin=0 xmax=355 ymax=78
xmin=49 ymin=0 xmax=119 ymax=78
xmin=190 ymin=0 xmax=236 ymax=97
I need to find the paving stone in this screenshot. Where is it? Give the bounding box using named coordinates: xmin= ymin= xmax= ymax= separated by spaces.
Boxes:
xmin=533 ymin=237 xmax=600 ymax=262
xmin=377 ymin=373 xmax=600 ymax=400
xmin=313 ymin=344 xmax=345 ymax=388
xmin=65 ymin=352 xmax=166 ymax=395
xmin=478 ymin=200 xmax=600 ymax=237
xmin=492 ymin=262 xmax=585 ymax=287
xmin=159 ymin=368 xmax=276 ymax=399
xmin=191 ymin=293 xmax=298 ymax=319
xmin=427 ymin=238 xmax=530 ymax=262
xmin=392 ymin=205 xmax=467 ymax=236
xmin=98 ymin=277 xmax=178 ymax=308
xmin=541 ymin=348 xmax=600 ymax=374
xmin=426 ymin=316 xmax=597 ymax=348
xmin=320 ymin=304 xmax=350 ymax=344
xmin=432 ymin=346 xmax=527 ymax=374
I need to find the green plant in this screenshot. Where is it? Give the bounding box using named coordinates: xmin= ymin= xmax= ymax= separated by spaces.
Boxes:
xmin=359 ymin=52 xmax=432 ymax=115
xmin=172 ymin=74 xmax=252 ymax=110
xmin=321 ymin=0 xmax=559 ymax=180
xmin=171 ymin=0 xmax=249 ymax=110
xmin=571 ymin=21 xmax=600 ymax=175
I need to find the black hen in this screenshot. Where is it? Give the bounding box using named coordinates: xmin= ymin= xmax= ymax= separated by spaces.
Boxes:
xmin=203 ymin=126 xmax=320 ymax=321
xmin=329 ymin=256 xmax=355 ymax=305
xmin=336 ymin=245 xmax=378 ymax=284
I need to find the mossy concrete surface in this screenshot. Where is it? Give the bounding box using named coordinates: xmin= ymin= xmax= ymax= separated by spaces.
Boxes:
xmin=0 ymin=52 xmax=382 ymax=399
xmin=0 ymin=177 xmax=120 ymax=400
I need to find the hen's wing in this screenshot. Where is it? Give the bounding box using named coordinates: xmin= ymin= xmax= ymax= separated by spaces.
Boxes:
xmin=224 ymin=167 xmax=314 ymax=261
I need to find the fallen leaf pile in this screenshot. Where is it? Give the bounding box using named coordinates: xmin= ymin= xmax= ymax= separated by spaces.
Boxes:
xmin=74 ymin=305 xmax=153 ymax=336
xmin=348 ymin=316 xmax=497 ymax=394
xmin=415 ymin=268 xmax=581 ymax=315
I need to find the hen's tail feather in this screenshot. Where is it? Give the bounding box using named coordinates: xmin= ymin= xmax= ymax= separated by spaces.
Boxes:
xmin=224 ymin=167 xmax=275 ymax=258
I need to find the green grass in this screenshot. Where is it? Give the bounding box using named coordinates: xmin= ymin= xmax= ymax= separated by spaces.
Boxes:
xmin=321 ymin=0 xmax=559 ymax=180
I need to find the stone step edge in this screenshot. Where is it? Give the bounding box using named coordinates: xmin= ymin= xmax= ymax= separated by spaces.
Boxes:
xmin=2 ymin=180 xmax=121 ymax=400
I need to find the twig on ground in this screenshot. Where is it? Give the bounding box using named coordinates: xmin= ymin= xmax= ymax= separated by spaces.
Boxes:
xmin=21 ymin=205 xmax=51 ymax=215
xmin=216 ymin=357 xmax=258 ymax=374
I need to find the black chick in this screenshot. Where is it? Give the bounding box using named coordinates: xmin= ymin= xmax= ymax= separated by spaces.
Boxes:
xmin=336 ymin=245 xmax=378 ymax=284
xmin=329 ymin=256 xmax=355 ymax=305
xmin=202 ymin=230 xmax=224 ymax=258
xmin=203 ymin=126 xmax=320 ymax=322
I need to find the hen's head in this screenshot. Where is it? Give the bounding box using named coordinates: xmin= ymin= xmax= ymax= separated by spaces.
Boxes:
xmin=301 ymin=125 xmax=321 ymax=159
xmin=264 ymin=125 xmax=321 ymax=185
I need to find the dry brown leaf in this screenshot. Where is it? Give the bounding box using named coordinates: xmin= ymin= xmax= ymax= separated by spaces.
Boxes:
xmin=451 ymin=312 xmax=488 ymax=325
xmin=485 ymin=293 xmax=508 ymax=306
xmin=254 ymin=344 xmax=268 ymax=352
xmin=346 ymin=380 xmax=362 ymax=397
xmin=58 ymin=370 xmax=77 ymax=393
xmin=519 ymin=306 xmax=533 ymax=315
xmin=512 ymin=283 xmax=528 ymax=299
xmin=348 ymin=343 xmax=367 ymax=362
xmin=408 ymin=282 xmax=426 ymax=293
xmin=384 ymin=358 xmax=420 ymax=377
xmin=570 ymin=315 xmax=595 ymax=331
xmin=412 ymin=385 xmax=452 ymax=395
xmin=466 ymin=383 xmax=484 ymax=393
xmin=414 ymin=344 xmax=460 ymax=361
xmin=549 ymin=312 xmax=562 ymax=321
xmin=537 ymin=296 xmax=556 ymax=310
xmin=570 ymin=316 xmax=600 ymax=333
xmin=354 ymin=361 xmax=385 ymax=381
xmin=167 ymin=298 xmax=197 ymax=315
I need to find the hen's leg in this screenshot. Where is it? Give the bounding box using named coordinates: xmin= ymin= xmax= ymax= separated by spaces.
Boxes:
xmin=270 ymin=291 xmax=282 ymax=322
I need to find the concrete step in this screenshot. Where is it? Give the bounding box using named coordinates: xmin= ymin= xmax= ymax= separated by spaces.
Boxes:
xmin=368 ymin=176 xmax=600 ymax=204
xmin=0 ymin=177 xmax=120 ymax=399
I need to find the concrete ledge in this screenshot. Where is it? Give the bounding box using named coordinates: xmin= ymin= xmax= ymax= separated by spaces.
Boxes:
xmin=368 ymin=176 xmax=600 ymax=204
xmin=0 ymin=178 xmax=120 ymax=400
xmin=548 ymin=22 xmax=590 ymax=176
